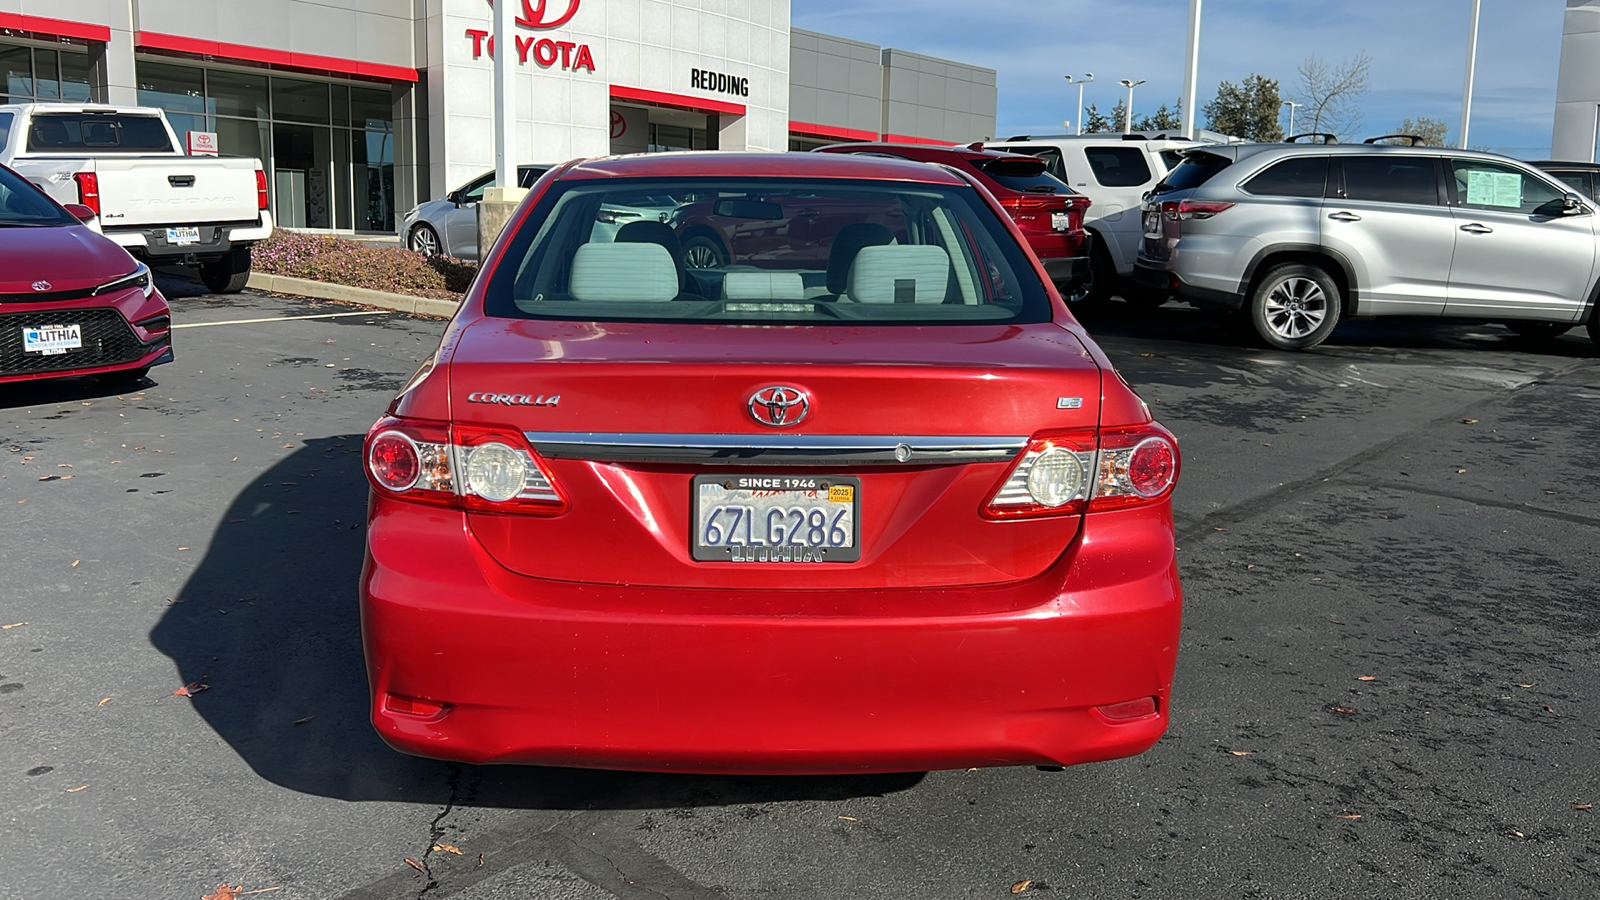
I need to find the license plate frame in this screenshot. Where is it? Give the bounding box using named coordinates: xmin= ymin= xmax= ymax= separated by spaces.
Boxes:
xmin=691 ymin=474 xmax=861 ymax=563
xmin=21 ymin=323 xmax=82 ymax=356
xmin=1051 ymin=211 xmax=1071 ymax=231
xmin=166 ymin=226 xmax=201 ymax=245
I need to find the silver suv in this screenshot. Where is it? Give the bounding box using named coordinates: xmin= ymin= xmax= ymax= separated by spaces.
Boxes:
xmin=1132 ymin=141 xmax=1600 ymax=350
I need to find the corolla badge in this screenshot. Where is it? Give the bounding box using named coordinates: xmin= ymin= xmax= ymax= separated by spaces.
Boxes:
xmin=467 ymin=392 xmax=559 ymax=406
xmin=31 ymin=281 xmax=51 ymax=292
xmin=749 ymin=386 xmax=809 ymax=427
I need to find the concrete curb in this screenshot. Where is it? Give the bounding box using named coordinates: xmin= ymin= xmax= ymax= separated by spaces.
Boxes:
xmin=246 ymin=272 xmax=461 ymax=319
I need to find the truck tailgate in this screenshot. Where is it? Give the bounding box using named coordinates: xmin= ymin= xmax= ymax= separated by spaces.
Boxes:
xmin=95 ymin=157 xmax=259 ymax=227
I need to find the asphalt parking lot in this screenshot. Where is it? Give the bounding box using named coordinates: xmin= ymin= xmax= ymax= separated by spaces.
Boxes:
xmin=4 ymin=280 xmax=1598 ymax=900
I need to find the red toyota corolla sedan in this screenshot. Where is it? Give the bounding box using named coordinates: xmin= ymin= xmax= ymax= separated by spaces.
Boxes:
xmin=0 ymin=164 xmax=172 ymax=385
xmin=360 ymin=152 xmax=1182 ymax=774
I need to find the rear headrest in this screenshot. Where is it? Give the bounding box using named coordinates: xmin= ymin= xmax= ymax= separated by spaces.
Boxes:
xmin=827 ymin=223 xmax=895 ymax=294
xmin=846 ymin=244 xmax=951 ymax=304
xmin=722 ymin=271 xmax=805 ymax=301
xmin=569 ymin=242 xmax=679 ymax=302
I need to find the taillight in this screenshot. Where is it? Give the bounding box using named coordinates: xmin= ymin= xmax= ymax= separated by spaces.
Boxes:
xmin=1161 ymin=200 xmax=1234 ymax=221
xmin=254 ymin=169 xmax=269 ymax=210
xmin=364 ymin=417 xmax=565 ymax=515
xmin=983 ymin=423 xmax=1179 ymax=519
xmin=74 ymin=172 xmax=100 ymax=216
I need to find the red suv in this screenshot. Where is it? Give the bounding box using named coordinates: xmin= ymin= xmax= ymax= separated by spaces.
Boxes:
xmin=814 ymin=142 xmax=1092 ymax=295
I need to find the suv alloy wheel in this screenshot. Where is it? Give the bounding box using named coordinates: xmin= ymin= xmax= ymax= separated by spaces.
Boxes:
xmin=1249 ymin=262 xmax=1342 ymax=350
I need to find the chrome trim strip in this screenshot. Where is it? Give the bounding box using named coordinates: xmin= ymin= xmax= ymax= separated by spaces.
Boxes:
xmin=522 ymin=432 xmax=1028 ymax=465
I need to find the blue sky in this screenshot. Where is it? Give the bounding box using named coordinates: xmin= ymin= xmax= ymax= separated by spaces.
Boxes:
xmin=790 ymin=0 xmax=1567 ymax=158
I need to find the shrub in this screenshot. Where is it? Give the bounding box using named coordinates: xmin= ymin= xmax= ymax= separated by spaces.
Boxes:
xmin=250 ymin=230 xmax=478 ymax=300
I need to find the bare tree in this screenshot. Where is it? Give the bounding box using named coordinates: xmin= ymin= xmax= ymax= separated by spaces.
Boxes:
xmin=1296 ymin=52 xmax=1371 ymax=139
xmin=1381 ymin=117 xmax=1450 ymax=147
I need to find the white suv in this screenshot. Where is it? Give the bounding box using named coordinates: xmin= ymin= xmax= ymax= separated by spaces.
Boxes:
xmin=982 ymin=133 xmax=1202 ymax=303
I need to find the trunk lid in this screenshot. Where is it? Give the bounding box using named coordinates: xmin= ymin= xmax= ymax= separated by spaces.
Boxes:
xmin=93 ymin=157 xmax=261 ymax=227
xmin=449 ymin=319 xmax=1105 ymax=590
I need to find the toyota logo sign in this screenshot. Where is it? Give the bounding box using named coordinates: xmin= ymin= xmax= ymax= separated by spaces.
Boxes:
xmin=31 ymin=281 xmax=51 ymax=292
xmin=517 ymin=0 xmax=579 ymax=29
xmin=749 ymin=386 xmax=809 ymax=427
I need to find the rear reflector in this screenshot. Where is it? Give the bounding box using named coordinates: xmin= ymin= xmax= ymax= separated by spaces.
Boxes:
xmin=1096 ymin=697 xmax=1159 ymax=720
xmin=384 ymin=693 xmax=451 ymax=718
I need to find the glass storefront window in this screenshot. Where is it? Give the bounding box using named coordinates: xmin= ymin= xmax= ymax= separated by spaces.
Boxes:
xmin=331 ymin=84 xmax=350 ymax=127
xmin=59 ymin=51 xmax=93 ymax=102
xmin=0 ymin=45 xmax=31 ymax=100
xmin=32 ymin=49 xmax=59 ymax=100
xmin=350 ymin=87 xmax=393 ymax=131
xmin=271 ymin=78 xmax=330 ymax=125
xmin=165 ymin=112 xmax=207 ymax=149
xmin=272 ymin=123 xmax=334 ymax=228
xmin=213 ymin=117 xmax=270 ymax=167
xmin=354 ymin=128 xmax=395 ymax=232
xmin=138 ymin=62 xmax=206 ymax=113
xmin=207 ymin=70 xmax=269 ymax=119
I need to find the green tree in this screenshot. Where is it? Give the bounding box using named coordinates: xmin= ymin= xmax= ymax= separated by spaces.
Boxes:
xmin=1382 ymin=116 xmax=1450 ymax=147
xmin=1203 ymin=74 xmax=1283 ymax=142
xmin=1134 ymin=101 xmax=1183 ymax=133
xmin=1109 ymin=99 xmax=1128 ymax=133
xmin=1082 ymin=102 xmax=1113 ymax=134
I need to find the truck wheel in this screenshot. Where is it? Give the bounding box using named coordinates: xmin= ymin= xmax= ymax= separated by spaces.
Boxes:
xmin=201 ymin=247 xmax=252 ymax=294
xmin=1248 ymin=262 xmax=1341 ymax=350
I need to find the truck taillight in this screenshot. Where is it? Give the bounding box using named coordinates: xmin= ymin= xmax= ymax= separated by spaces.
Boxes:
xmin=255 ymin=169 xmax=269 ymax=210
xmin=1160 ymin=200 xmax=1234 ymax=221
xmin=983 ymin=423 xmax=1179 ymax=520
xmin=364 ymin=417 xmax=566 ymax=515
xmin=73 ymin=172 xmax=100 ymax=216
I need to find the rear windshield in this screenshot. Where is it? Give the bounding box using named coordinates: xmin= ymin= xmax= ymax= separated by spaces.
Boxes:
xmin=1152 ymin=152 xmax=1233 ymax=194
xmin=484 ymin=178 xmax=1052 ymax=325
xmin=26 ymin=113 xmax=175 ymax=153
xmin=978 ymin=159 xmax=1072 ymax=195
xmin=0 ymin=165 xmax=75 ymax=226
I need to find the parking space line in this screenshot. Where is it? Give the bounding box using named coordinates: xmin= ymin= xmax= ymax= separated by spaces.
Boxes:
xmin=172 ymin=311 xmax=395 ymax=329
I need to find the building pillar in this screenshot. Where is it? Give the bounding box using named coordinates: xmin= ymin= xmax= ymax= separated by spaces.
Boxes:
xmin=715 ymin=114 xmax=747 ymax=151
xmin=392 ymin=77 xmax=428 ymax=221
xmin=97 ymin=2 xmax=139 ymax=105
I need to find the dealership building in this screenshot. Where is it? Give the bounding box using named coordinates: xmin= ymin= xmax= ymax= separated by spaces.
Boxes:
xmin=0 ymin=0 xmax=997 ymax=233
xmin=1554 ymin=0 xmax=1600 ymax=160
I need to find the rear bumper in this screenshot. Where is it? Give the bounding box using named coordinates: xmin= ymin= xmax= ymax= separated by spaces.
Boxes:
xmin=1041 ymin=253 xmax=1091 ymax=287
xmin=107 ymin=213 xmax=270 ymax=260
xmin=1131 ymin=262 xmax=1242 ymax=310
xmin=360 ymin=499 xmax=1183 ymax=774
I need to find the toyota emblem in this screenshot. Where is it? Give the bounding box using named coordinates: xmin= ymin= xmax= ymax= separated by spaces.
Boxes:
xmin=749 ymin=386 xmax=809 ymax=427
xmin=31 ymin=281 xmax=51 ymax=292
xmin=515 ymin=0 xmax=580 ymax=29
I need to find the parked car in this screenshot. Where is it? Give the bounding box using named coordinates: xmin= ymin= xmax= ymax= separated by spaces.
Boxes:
xmin=981 ymin=133 xmax=1202 ymax=303
xmin=1133 ymin=140 xmax=1600 ymax=350
xmin=360 ymin=151 xmax=1183 ymax=774
xmin=0 ymin=103 xmax=272 ymax=294
xmin=812 ymin=142 xmax=1092 ymax=297
xmin=1532 ymin=160 xmax=1600 ymax=199
xmin=399 ymin=165 xmax=550 ymax=260
xmin=0 ymin=162 xmax=172 ymax=385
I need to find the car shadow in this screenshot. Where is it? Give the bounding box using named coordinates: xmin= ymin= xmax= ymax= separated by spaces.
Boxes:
xmin=0 ymin=373 xmax=157 ymax=411
xmin=148 ymin=436 xmax=925 ymax=810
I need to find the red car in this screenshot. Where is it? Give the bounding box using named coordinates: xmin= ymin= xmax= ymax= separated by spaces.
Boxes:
xmin=813 ymin=142 xmax=1093 ymax=297
xmin=361 ymin=152 xmax=1181 ymax=774
xmin=0 ymin=164 xmax=172 ymax=385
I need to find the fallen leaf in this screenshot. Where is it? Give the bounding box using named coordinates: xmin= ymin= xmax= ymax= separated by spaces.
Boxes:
xmin=1545 ymin=706 xmax=1556 ymax=713
xmin=1011 ymin=880 xmax=1033 ymax=894
xmin=1462 ymin=418 xmax=1478 ymax=424
xmin=173 ymin=680 xmax=209 ymax=697
xmin=98 ymin=697 xmax=111 ymax=706
xmin=71 ymin=560 xmax=80 ymax=568
xmin=477 ymin=854 xmax=484 ymax=867
xmin=1357 ymin=675 xmax=1376 ymax=682
xmin=66 ymin=784 xmax=89 ymax=793
xmin=202 ymin=885 xmax=242 ymax=900
xmin=404 ymin=858 xmax=426 ymax=873
xmin=57 ymin=464 xmax=72 ymax=468
xmin=837 ymin=816 xmax=858 ymax=821
xmin=1573 ymin=803 xmax=1593 ymax=811
xmin=178 ymin=547 xmax=190 ymax=551
xmin=1332 ymin=706 xmax=1357 ymax=715
xmin=1334 ymin=813 xmax=1361 ymax=820
xmin=280 ymin=443 xmax=294 ymax=449
xmin=2 ymin=622 xmax=25 ymax=629
xmin=1456 ymin=469 xmax=1467 ymax=474
xmin=1229 ymin=750 xmax=1252 ymax=756
xmin=1517 ymin=683 xmax=1536 ymax=689
xmin=292 ymin=716 xmax=314 ymax=725
xmin=1510 ymin=829 xmax=1525 ymax=838
xmin=433 ymin=844 xmax=464 ymax=855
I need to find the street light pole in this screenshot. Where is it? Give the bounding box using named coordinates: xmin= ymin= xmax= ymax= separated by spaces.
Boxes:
xmin=1282 ymin=100 xmax=1302 ymax=138
xmin=1119 ymin=79 xmax=1146 ymax=134
xmin=493 ymin=0 xmax=515 ymax=190
xmin=1064 ymin=73 xmax=1094 ymax=134
xmin=1459 ymin=0 xmax=1481 ymax=148
xmin=1181 ymin=0 xmax=1202 ymax=139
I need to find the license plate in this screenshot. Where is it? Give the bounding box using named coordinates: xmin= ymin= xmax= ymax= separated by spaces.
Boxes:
xmin=1051 ymin=212 xmax=1071 ymax=231
xmin=167 ymin=226 xmax=200 ymax=245
xmin=22 ymin=324 xmax=81 ymax=356
xmin=692 ymin=474 xmax=861 ymax=563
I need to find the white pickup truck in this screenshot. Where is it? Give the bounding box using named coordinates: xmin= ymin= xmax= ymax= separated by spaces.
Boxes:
xmin=0 ymin=103 xmax=273 ymax=293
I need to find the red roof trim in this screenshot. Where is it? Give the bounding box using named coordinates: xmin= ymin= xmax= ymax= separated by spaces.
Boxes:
xmin=881 ymin=133 xmax=962 ymax=146
xmin=0 ymin=12 xmax=111 ymax=43
xmin=134 ymin=31 xmax=418 ymax=83
xmin=788 ymin=120 xmax=877 ymax=143
xmin=609 ymin=84 xmax=745 ymax=117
